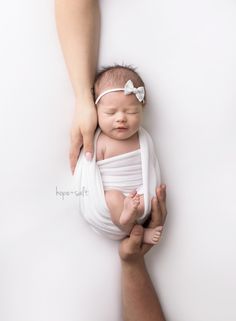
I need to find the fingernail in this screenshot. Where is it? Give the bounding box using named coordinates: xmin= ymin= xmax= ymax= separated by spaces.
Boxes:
xmin=85 ymin=152 xmax=92 ymax=161
xmin=71 ymin=167 xmax=75 ymax=175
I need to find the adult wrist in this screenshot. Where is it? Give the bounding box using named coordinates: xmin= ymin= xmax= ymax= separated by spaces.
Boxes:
xmin=74 ymin=93 xmax=96 ymax=113
xmin=120 ymin=256 xmax=146 ymax=272
xmin=75 ymin=87 xmax=94 ymax=103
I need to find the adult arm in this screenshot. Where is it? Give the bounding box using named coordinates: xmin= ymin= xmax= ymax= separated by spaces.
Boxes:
xmin=119 ymin=185 xmax=167 ymax=321
xmin=55 ymin=0 xmax=100 ymax=172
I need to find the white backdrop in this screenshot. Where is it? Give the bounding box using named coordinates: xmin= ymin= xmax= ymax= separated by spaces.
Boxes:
xmin=0 ymin=0 xmax=235 ymax=320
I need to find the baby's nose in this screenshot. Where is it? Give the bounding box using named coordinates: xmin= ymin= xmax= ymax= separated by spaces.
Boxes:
xmin=116 ymin=112 xmax=127 ymax=122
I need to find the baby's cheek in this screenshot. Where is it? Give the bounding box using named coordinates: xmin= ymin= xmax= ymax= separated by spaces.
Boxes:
xmin=98 ymin=114 xmax=108 ymax=123
xmin=99 ymin=118 xmax=113 ymax=131
xmin=132 ymin=115 xmax=142 ymax=126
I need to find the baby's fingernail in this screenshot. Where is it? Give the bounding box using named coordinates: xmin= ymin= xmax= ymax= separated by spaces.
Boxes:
xmin=85 ymin=152 xmax=92 ymax=161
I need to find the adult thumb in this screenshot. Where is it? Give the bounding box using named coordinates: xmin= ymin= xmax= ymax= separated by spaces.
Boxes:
xmin=83 ymin=132 xmax=94 ymax=161
xmin=128 ymin=225 xmax=144 ymax=253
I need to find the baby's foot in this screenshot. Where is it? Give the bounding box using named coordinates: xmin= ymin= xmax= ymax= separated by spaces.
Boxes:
xmin=119 ymin=192 xmax=140 ymax=226
xmin=143 ymin=226 xmax=163 ymax=245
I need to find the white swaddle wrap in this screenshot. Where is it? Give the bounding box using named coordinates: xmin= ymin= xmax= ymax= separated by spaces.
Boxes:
xmin=74 ymin=126 xmax=161 ymax=240
xmin=97 ymin=148 xmax=144 ymax=196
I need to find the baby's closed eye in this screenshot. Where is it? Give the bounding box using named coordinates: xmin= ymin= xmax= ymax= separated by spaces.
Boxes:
xmin=127 ymin=111 xmax=139 ymax=114
xmin=105 ymin=112 xmax=115 ymax=115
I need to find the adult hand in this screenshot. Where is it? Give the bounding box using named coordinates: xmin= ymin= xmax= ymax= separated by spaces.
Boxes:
xmin=70 ymin=98 xmax=97 ymax=174
xmin=119 ymin=184 xmax=167 ymax=262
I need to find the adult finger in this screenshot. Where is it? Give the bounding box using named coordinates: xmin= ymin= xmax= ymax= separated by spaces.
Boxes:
xmin=141 ymin=186 xmax=167 ymax=255
xmin=141 ymin=241 xmax=153 ymax=256
xmin=82 ymin=131 xmax=95 ymax=161
xmin=140 ymin=197 xmax=162 ymax=255
xmin=70 ymin=131 xmax=83 ymax=174
xmin=127 ymin=225 xmax=144 ymax=254
xmin=119 ymin=225 xmax=144 ymax=261
xmin=157 ymin=185 xmax=167 ymax=225
xmin=148 ymin=196 xmax=163 ymax=228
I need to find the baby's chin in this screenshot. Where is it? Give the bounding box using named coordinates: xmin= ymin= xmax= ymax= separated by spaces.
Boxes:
xmin=101 ymin=128 xmax=139 ymax=140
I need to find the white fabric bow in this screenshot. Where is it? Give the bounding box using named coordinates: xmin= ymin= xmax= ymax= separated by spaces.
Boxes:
xmin=124 ymin=80 xmax=145 ymax=102
xmin=95 ymin=79 xmax=145 ymax=104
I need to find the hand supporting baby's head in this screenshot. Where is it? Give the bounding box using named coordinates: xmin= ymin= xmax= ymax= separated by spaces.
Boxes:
xmin=93 ymin=64 xmax=146 ymax=140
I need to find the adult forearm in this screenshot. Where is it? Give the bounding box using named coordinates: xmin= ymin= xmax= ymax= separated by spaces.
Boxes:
xmin=55 ymin=0 xmax=100 ymax=100
xmin=121 ymin=259 xmax=166 ymax=321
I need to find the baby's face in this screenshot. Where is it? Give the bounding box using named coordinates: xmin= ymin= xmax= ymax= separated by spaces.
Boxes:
xmin=96 ymin=91 xmax=143 ymax=140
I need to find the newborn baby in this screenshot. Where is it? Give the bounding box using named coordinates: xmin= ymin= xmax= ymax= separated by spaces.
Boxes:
xmin=93 ymin=65 xmax=162 ymax=244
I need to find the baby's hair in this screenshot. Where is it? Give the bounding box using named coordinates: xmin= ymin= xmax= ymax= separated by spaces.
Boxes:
xmin=93 ymin=63 xmax=146 ymax=103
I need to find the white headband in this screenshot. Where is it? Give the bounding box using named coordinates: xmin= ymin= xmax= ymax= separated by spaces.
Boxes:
xmin=95 ymin=80 xmax=145 ymax=105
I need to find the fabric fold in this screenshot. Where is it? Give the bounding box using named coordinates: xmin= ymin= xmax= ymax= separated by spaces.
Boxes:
xmin=74 ymin=127 xmax=161 ymax=240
